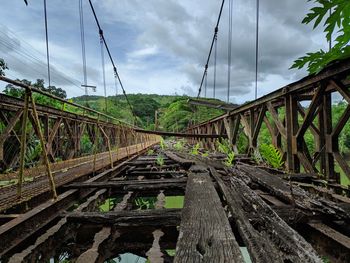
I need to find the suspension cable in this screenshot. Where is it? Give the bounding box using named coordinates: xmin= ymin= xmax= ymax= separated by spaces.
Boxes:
xmin=204 ymin=69 xmax=208 ymax=98
xmin=329 ymin=8 xmax=332 ymax=51
xmin=87 ymin=0 xmax=138 ymax=124
xmin=196 ymin=0 xmax=225 ymax=98
xmin=255 ymin=0 xmax=259 ymax=100
xmin=213 ymin=30 xmax=218 ymax=98
xmin=43 ymin=0 xmax=51 ymax=87
xmin=227 ymin=0 xmax=233 ymax=103
xmin=114 ymin=72 xmax=118 ymax=103
xmin=79 ymin=0 xmax=88 ymax=93
xmin=100 ymin=30 xmax=108 ymax=112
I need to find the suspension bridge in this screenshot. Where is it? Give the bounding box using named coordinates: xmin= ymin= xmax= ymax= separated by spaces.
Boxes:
xmin=0 ymin=0 xmax=349 ymax=262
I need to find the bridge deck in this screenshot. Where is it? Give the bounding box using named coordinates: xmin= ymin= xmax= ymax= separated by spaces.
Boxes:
xmin=0 ymin=147 xmax=349 ymax=262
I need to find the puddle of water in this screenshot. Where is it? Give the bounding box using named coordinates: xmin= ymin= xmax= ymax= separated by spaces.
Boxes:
xmin=99 ymin=197 xmax=121 ymax=212
xmin=165 ymin=249 xmax=176 ymax=257
xmin=134 ymin=197 xmax=157 ymax=210
xmin=164 ymin=196 xmax=184 ymax=209
xmin=106 ymin=253 xmax=147 ymax=263
xmin=240 ymin=247 xmax=252 ymax=263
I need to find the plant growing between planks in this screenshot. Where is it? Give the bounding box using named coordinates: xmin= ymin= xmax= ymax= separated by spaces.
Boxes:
xmin=190 ymin=143 xmax=200 ymax=155
xmin=174 ymin=139 xmax=185 ymax=151
xmin=160 ymin=137 xmax=166 ymax=150
xmin=216 ymin=139 xmax=235 ymax=167
xmin=156 ymin=154 xmax=165 ymax=167
xmin=259 ymin=144 xmax=284 ymax=169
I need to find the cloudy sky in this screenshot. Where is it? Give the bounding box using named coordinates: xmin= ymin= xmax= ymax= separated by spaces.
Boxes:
xmin=0 ymin=0 xmax=328 ymax=103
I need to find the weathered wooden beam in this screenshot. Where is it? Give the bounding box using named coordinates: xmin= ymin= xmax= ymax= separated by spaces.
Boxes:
xmin=252 ymin=105 xmax=266 ymax=146
xmin=210 ymin=167 xmax=321 ymax=263
xmin=65 ymin=178 xmax=187 ymax=190
xmin=329 ymin=79 xmax=350 ymax=104
xmin=237 ymin=164 xmax=350 ymax=221
xmin=66 ymin=209 xmax=182 ymax=226
xmin=266 ymin=102 xmax=287 ymax=139
xmin=164 ymin=151 xmax=195 ymax=168
xmin=296 ymin=84 xmax=326 ymax=140
xmin=174 ymin=166 xmax=244 ymax=263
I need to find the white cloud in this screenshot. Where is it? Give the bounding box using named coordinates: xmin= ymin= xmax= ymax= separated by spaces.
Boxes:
xmin=0 ymin=0 xmax=329 ymax=102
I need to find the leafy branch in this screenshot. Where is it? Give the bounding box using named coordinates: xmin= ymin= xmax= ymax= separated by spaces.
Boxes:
xmin=291 ymin=0 xmax=350 ymax=74
xmin=0 ymin=58 xmax=8 ymax=76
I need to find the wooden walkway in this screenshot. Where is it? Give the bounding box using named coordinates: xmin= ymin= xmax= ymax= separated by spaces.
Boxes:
xmin=0 ymin=149 xmax=350 ymax=262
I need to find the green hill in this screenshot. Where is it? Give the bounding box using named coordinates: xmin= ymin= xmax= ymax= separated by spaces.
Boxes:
xmin=72 ymin=94 xmax=226 ymax=131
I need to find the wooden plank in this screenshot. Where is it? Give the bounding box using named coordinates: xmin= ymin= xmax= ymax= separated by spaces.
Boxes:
xmin=174 ymin=166 xmax=243 ymax=263
xmin=65 ymin=178 xmax=187 ymax=190
xmin=210 ymin=167 xmax=321 ymax=263
xmin=66 ymin=209 xmax=181 ymax=226
xmin=237 ymin=164 xmax=350 ymax=221
xmin=164 ymin=151 xmax=195 ymax=168
xmin=308 ymin=222 xmax=350 ymax=250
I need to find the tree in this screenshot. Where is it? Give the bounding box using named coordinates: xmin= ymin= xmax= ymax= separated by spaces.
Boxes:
xmin=291 ymin=0 xmax=350 ymax=74
xmin=0 ymin=58 xmax=8 ymax=76
xmin=129 ymin=95 xmax=160 ymax=124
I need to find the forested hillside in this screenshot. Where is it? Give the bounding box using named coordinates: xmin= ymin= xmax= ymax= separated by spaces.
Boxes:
xmin=72 ymin=94 xmax=225 ymax=131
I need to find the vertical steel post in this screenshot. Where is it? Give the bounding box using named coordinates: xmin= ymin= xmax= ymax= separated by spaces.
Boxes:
xmin=30 ymin=91 xmax=57 ymax=199
xmin=17 ymin=89 xmax=30 ymax=197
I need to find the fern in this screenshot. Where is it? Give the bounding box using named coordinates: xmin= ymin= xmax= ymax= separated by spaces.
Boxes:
xmin=174 ymin=140 xmax=184 ymax=151
xmin=160 ymin=138 xmax=166 ymax=150
xmin=216 ymin=139 xmax=232 ymax=155
xmin=190 ymin=143 xmax=200 ymax=155
xmin=147 ymin=149 xmax=154 ymax=155
xmin=156 ymin=154 xmax=164 ymax=166
xmin=201 ymin=151 xmax=209 ymax=157
xmin=224 ymin=152 xmax=235 ymax=167
xmin=216 ymin=139 xmax=235 ymax=167
xmin=259 ymin=144 xmax=284 ymax=169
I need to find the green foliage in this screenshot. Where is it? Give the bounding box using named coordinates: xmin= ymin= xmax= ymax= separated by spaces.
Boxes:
xmin=160 ymin=137 xmax=166 ymax=150
xmin=191 ymin=143 xmax=200 ymax=155
xmin=224 ymin=151 xmax=235 ymax=167
xmin=3 ymin=79 xmax=66 ymax=110
xmin=147 ymin=149 xmax=155 ymax=155
xmin=201 ymin=151 xmax=209 ymax=157
xmin=216 ymin=139 xmax=232 ymax=155
xmin=259 ymin=144 xmax=284 ymax=169
xmin=0 ymin=58 xmax=8 ymax=76
xmin=156 ymin=154 xmax=164 ymax=166
xmin=217 ymin=139 xmax=235 ymax=167
xmin=80 ymin=134 xmax=93 ymax=155
xmin=174 ymin=139 xmax=185 ymax=151
xmin=291 ymin=0 xmax=350 ymax=74
xmin=159 ymin=99 xmax=224 ymax=131
xmin=134 ymin=197 xmax=156 ymax=210
xmin=25 ymin=138 xmax=42 ymax=167
xmin=130 ymin=96 xmax=160 ymax=124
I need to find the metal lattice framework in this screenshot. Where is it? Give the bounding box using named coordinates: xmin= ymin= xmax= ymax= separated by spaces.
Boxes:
xmin=188 ymin=59 xmax=350 ymax=184
xmin=0 ymin=76 xmax=160 ymax=199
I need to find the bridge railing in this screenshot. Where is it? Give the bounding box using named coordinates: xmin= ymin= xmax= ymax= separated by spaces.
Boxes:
xmin=0 ymin=76 xmax=160 ymax=197
xmin=187 ymin=59 xmax=350 ymax=184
